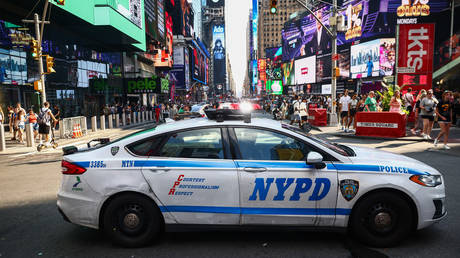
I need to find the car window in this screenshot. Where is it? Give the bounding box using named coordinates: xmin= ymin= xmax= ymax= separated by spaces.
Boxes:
xmin=234 ymin=128 xmax=312 ymax=161
xmin=159 ymin=128 xmax=224 ymax=159
xmin=126 ymin=136 xmax=164 ymax=156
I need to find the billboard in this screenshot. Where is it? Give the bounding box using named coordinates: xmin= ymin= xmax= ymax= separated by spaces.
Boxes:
xmin=266 ymin=80 xmax=283 ymax=95
xmin=145 ymin=0 xmax=157 ymax=39
xmin=0 ymin=49 xmax=27 ymax=85
xmin=316 ymin=52 xmax=332 ymax=83
xmin=379 ymin=38 xmax=396 ymax=76
xmin=295 ymin=55 xmax=316 ymax=84
xmin=212 ymin=24 xmax=226 ymax=84
xmin=397 ymin=23 xmax=435 ymax=90
xmin=192 ymin=41 xmax=207 ymax=84
xmin=154 ymin=11 xmax=173 ymax=67
xmin=116 ymin=0 xmax=143 ymax=28
xmin=350 ymin=39 xmax=380 ymax=78
xmin=170 ymin=67 xmax=185 ymax=89
xmin=207 ymin=0 xmax=224 ymax=8
xmin=157 ymin=0 xmax=165 ymax=40
xmin=282 ymin=5 xmax=332 ymax=61
xmin=338 ymin=48 xmax=350 ymax=78
xmin=282 ymin=60 xmax=295 ymax=86
xmin=266 ymin=46 xmax=282 ymax=62
xmin=252 ymin=0 xmax=258 ymax=52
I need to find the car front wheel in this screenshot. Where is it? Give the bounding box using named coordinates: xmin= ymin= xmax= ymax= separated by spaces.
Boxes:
xmin=350 ymin=192 xmax=414 ymax=247
xmin=103 ymin=193 xmax=162 ymax=247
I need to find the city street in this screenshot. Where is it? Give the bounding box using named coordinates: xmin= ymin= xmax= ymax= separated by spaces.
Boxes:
xmin=1 ymin=128 xmax=459 ymax=258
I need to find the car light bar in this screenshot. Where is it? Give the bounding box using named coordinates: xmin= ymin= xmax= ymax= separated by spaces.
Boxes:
xmin=205 ymin=109 xmax=251 ymax=123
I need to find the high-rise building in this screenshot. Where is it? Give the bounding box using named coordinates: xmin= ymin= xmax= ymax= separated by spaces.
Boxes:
xmin=257 ymin=0 xmax=302 ymax=58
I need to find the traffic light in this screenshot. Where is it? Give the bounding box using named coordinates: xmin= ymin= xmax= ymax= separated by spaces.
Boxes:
xmin=31 ymin=39 xmax=39 ymax=60
xmin=334 ymin=67 xmax=340 ymax=78
xmin=270 ymin=0 xmax=277 ymax=14
xmin=55 ymin=0 xmax=65 ymax=5
xmin=45 ymin=55 xmax=56 ymax=74
xmin=34 ymin=80 xmax=42 ymax=91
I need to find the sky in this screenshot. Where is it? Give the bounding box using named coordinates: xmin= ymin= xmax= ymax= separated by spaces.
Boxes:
xmin=225 ymin=0 xmax=251 ymax=97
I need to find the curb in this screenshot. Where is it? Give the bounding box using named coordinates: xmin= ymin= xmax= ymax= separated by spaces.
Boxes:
xmin=327 ymin=133 xmax=427 ymax=142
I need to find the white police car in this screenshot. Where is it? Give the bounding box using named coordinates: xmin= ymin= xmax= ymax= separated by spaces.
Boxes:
xmin=57 ymin=110 xmax=446 ymax=247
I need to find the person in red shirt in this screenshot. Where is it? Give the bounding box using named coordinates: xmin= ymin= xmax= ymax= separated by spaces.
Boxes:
xmin=27 ymin=109 xmax=39 ymax=140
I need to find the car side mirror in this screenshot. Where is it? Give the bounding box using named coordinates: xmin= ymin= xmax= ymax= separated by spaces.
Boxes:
xmin=306 ymin=152 xmax=326 ymax=169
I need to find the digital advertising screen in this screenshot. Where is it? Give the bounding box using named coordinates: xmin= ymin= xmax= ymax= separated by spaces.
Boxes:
xmin=316 ymin=52 xmax=332 ymax=83
xmin=266 ymin=80 xmax=283 ymax=95
xmin=207 ymin=0 xmax=224 ymax=8
xmin=295 ymin=55 xmax=316 ymax=84
xmin=338 ymin=48 xmax=351 ymax=78
xmin=350 ymin=39 xmax=380 ymax=79
xmin=192 ymin=42 xmax=207 ymax=84
xmin=379 ymin=38 xmax=396 ymax=76
xmin=265 ymin=46 xmax=282 ymax=62
xmin=212 ymin=24 xmax=226 ymax=84
xmin=282 ymin=60 xmax=295 ymax=86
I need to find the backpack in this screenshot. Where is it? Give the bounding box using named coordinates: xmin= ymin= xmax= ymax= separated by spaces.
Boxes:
xmin=38 ymin=108 xmax=50 ymax=124
xmin=288 ymin=102 xmax=295 ymax=115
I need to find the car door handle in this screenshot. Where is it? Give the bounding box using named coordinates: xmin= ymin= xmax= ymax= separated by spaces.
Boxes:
xmin=243 ymin=167 xmax=267 ymax=173
xmin=149 ymin=167 xmax=170 ymax=172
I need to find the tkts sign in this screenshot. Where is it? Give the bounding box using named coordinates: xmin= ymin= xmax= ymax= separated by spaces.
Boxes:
xmin=397 ymin=23 xmax=435 ymax=90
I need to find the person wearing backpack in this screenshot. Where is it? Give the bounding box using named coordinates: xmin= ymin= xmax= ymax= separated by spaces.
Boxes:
xmin=38 ymin=102 xmax=57 ymax=146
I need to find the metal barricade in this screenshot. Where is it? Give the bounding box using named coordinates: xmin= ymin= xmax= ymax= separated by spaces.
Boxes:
xmin=60 ymin=116 xmax=88 ymax=139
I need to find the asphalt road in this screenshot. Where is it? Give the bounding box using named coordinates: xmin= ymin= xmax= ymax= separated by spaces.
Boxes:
xmin=0 ymin=130 xmax=459 ymax=257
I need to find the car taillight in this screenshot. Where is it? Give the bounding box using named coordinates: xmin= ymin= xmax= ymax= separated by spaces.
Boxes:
xmin=62 ymin=160 xmax=87 ymax=175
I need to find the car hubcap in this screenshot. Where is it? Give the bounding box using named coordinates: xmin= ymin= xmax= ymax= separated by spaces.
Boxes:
xmin=123 ymin=213 xmax=140 ymax=229
xmin=374 ymin=212 xmax=392 ymax=228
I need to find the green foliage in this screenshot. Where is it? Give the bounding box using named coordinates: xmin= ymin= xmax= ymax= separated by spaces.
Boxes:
xmin=377 ymin=83 xmax=409 ymax=115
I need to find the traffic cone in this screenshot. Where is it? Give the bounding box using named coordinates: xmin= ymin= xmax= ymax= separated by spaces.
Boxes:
xmin=72 ymin=124 xmax=78 ymax=138
xmin=77 ymin=124 xmax=83 ymax=137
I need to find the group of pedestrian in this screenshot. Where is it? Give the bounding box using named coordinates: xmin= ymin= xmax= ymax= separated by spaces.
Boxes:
xmin=1 ymin=102 xmax=58 ymax=146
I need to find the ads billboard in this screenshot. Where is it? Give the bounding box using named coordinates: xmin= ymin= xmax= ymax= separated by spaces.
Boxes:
xmin=397 ymin=23 xmax=435 ymax=90
xmin=212 ymin=24 xmax=226 ymax=85
xmin=207 ymin=0 xmax=224 ymax=8
xmin=282 ymin=60 xmax=295 ymax=86
xmin=350 ymin=39 xmax=380 ymax=78
xmin=295 ymin=55 xmax=316 ymax=84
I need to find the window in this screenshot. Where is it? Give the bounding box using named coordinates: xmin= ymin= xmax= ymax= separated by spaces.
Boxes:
xmin=234 ymin=128 xmax=312 ymax=161
xmin=126 ymin=136 xmax=164 ymax=156
xmin=159 ymin=128 xmax=224 ymax=159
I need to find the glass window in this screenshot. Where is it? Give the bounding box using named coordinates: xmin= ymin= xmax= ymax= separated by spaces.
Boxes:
xmin=159 ymin=128 xmax=224 ymax=159
xmin=126 ymin=136 xmax=164 ymax=156
xmin=234 ymin=128 xmax=312 ymax=161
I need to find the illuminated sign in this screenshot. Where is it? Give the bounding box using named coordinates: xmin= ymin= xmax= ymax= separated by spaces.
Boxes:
xmin=397 ymin=0 xmax=431 ymax=18
xmin=344 ymin=2 xmax=363 ymax=41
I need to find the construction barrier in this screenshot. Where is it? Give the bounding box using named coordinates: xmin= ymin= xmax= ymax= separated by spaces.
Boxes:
xmin=355 ymin=112 xmax=406 ymax=138
xmin=61 ymin=116 xmax=88 ymax=139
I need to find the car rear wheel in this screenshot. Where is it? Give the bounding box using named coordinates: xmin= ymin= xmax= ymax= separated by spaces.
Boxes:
xmin=103 ymin=193 xmax=162 ymax=247
xmin=350 ymin=192 xmax=414 ymax=247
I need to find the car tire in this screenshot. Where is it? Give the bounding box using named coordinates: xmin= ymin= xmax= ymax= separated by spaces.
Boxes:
xmin=350 ymin=192 xmax=414 ymax=247
xmin=103 ymin=193 xmax=162 ymax=247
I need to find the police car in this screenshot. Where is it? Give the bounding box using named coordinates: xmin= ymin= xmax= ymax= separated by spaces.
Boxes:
xmin=57 ymin=110 xmax=446 ymax=248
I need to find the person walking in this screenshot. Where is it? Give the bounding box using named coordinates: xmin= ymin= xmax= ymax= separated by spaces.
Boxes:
xmin=348 ymin=94 xmax=358 ymax=131
xmin=0 ymin=106 xmax=4 ymax=126
xmin=289 ymin=95 xmax=301 ymax=127
xmin=434 ymin=91 xmax=453 ymax=149
xmin=16 ymin=109 xmax=26 ymax=143
xmin=7 ymin=106 xmax=14 ymax=135
xmin=299 ymin=98 xmax=308 ymax=127
xmin=280 ymin=100 xmax=288 ymax=120
xmin=38 ymin=102 xmax=57 ymax=146
xmin=403 ymin=88 xmax=414 ymax=117
xmin=411 ymin=90 xmax=426 ymax=135
xmin=339 ymin=90 xmax=351 ymax=132
xmin=364 ymin=91 xmax=377 ymax=112
xmin=420 ymin=89 xmax=436 ymax=140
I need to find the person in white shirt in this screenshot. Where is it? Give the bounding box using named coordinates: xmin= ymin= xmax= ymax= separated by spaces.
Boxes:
xmin=290 ymin=95 xmax=302 ymax=127
xmin=339 ymin=90 xmax=352 ymax=132
xmin=299 ymin=98 xmax=308 ymax=126
xmin=403 ymin=87 xmax=414 ymax=117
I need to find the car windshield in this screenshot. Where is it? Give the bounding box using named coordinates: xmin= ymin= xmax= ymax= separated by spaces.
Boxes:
xmin=282 ymin=124 xmax=354 ymax=157
xmin=191 ymin=105 xmax=202 ymax=112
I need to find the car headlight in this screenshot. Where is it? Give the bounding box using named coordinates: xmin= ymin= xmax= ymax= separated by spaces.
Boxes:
xmin=410 ymin=175 xmax=442 ymax=187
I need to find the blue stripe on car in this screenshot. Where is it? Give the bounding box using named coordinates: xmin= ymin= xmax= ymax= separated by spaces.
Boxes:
xmin=158 ymin=205 xmax=351 ymax=215
xmin=76 ymin=160 xmax=430 ymax=175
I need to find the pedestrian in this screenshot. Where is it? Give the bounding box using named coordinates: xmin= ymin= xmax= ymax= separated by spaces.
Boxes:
xmin=411 ymin=90 xmax=427 ymax=135
xmin=299 ymin=98 xmax=308 ymax=126
xmin=389 ymin=90 xmax=402 ymax=113
xmin=289 ymin=95 xmax=301 ymax=127
xmin=53 ymin=104 xmax=61 ymax=129
xmin=420 ymin=89 xmax=436 ymax=140
xmin=12 ymin=103 xmax=26 ymax=140
xmin=339 ymin=90 xmax=351 ymax=132
xmin=16 ymin=109 xmax=26 ymax=143
xmin=364 ymin=91 xmax=377 ymax=112
xmin=403 ymin=87 xmax=414 ymax=117
xmin=434 ymin=91 xmax=453 ymax=149
xmin=7 ymin=106 xmax=14 ymax=135
xmin=348 ymin=94 xmax=358 ymax=131
xmin=0 ymin=106 xmax=4 ymax=126
xmin=27 ymin=109 xmax=39 ymax=140
xmin=280 ymin=100 xmax=288 ymax=120
xmin=38 ymin=102 xmax=57 ymax=146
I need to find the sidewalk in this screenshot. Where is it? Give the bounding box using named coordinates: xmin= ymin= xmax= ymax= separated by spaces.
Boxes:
xmin=0 ymin=120 xmax=157 ymax=156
